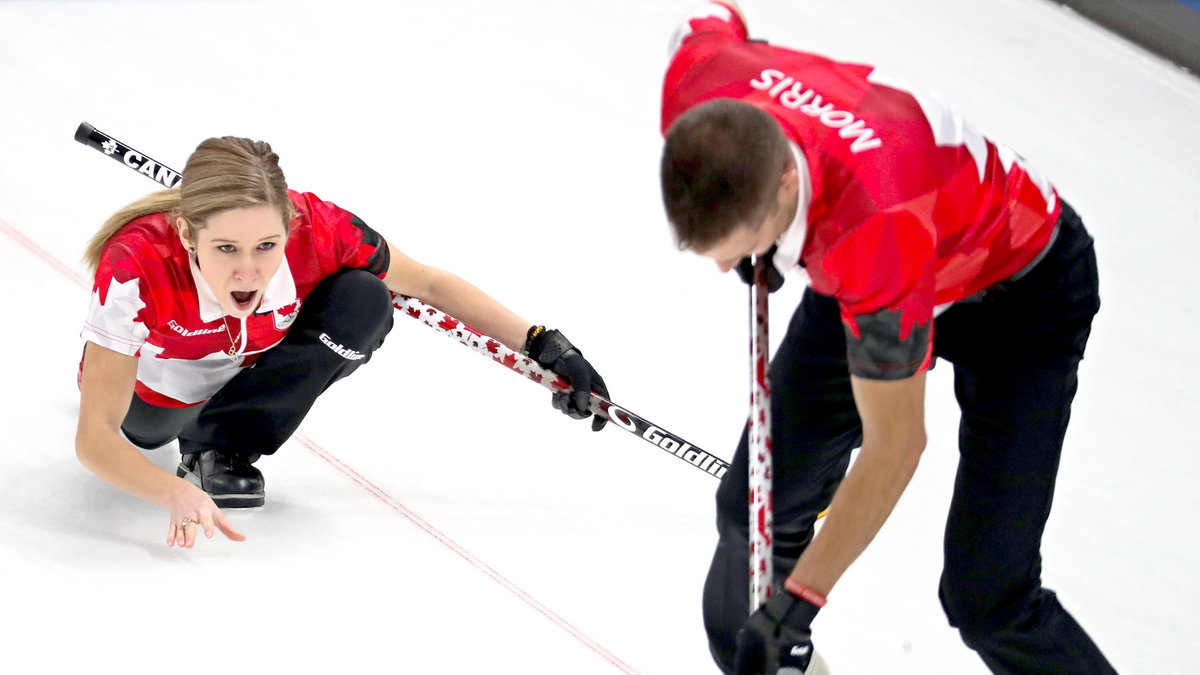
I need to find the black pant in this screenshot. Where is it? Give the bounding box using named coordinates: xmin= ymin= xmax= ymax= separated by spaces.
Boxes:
xmin=121 ymin=269 xmax=394 ymax=458
xmin=702 ymin=203 xmax=1115 ymax=674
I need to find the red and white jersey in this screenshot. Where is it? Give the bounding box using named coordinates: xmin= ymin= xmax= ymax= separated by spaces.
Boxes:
xmin=82 ymin=190 xmax=389 ymax=407
xmin=664 ymin=3 xmax=1061 ymax=378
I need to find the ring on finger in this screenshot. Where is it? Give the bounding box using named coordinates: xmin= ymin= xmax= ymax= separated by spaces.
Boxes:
xmin=180 ymin=517 xmax=195 ymax=527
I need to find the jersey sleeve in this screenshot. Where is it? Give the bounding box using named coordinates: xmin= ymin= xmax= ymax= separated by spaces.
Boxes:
xmin=337 ymin=211 xmax=391 ymax=277
xmin=81 ymin=242 xmax=153 ymax=356
xmin=294 ymin=192 xmax=391 ymax=277
xmin=824 ymin=211 xmax=936 ymax=380
xmin=668 ymin=2 xmax=748 ymax=56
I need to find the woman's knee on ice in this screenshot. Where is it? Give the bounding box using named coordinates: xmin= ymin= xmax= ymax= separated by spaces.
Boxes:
xmin=297 ymin=270 xmax=394 ymax=356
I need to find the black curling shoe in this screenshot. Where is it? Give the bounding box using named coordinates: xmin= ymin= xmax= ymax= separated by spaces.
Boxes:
xmin=177 ymin=449 xmax=265 ymax=508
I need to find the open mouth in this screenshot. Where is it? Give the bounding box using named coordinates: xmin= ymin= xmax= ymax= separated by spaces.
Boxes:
xmin=230 ymin=290 xmax=258 ymax=311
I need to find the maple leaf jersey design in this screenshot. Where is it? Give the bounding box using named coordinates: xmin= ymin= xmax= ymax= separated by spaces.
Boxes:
xmin=664 ymin=3 xmax=1060 ymax=378
xmin=81 ymin=190 xmax=391 ymax=407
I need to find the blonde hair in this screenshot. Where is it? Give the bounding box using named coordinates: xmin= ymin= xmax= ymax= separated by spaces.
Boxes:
xmin=83 ymin=136 xmax=296 ymax=271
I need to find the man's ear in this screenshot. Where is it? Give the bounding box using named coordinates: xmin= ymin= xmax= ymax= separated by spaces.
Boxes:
xmin=778 ymin=152 xmax=799 ymax=195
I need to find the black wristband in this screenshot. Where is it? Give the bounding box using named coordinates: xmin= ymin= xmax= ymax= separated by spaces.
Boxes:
xmin=523 ymin=325 xmax=545 ymax=356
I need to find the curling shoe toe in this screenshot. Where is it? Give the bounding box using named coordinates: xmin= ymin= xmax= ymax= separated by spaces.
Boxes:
xmin=177 ymin=449 xmax=265 ymax=508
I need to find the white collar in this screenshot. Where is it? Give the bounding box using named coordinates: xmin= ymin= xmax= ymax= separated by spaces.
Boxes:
xmin=771 ymin=142 xmax=813 ymax=272
xmin=190 ymin=251 xmax=297 ymax=323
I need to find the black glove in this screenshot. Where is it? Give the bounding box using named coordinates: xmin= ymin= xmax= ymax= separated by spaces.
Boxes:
xmin=526 ymin=328 xmax=609 ymax=431
xmin=735 ymin=244 xmax=785 ymax=293
xmin=734 ymin=586 xmax=822 ymax=675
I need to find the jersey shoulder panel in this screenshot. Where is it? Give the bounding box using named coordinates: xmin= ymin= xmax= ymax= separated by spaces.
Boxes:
xmin=814 ymin=210 xmax=935 ymax=317
xmin=288 ymin=190 xmax=390 ymax=279
xmin=83 ymin=214 xmax=183 ymax=354
xmin=663 ymin=3 xmax=753 ymax=132
xmin=669 ymin=2 xmax=747 ymax=55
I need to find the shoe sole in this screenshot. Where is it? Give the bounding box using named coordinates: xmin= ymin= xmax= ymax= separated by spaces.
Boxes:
xmin=212 ymin=494 xmax=266 ymax=509
xmin=177 ymin=464 xmax=266 ymax=509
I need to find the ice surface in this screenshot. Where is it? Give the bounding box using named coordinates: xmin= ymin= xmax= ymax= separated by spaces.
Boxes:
xmin=1 ymin=1 xmax=1197 ymax=672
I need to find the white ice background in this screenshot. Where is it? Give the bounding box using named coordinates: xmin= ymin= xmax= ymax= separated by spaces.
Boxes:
xmin=0 ymin=0 xmax=1197 ymax=673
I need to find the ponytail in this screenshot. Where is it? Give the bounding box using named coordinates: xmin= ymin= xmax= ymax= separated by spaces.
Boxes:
xmin=83 ymin=189 xmax=181 ymax=272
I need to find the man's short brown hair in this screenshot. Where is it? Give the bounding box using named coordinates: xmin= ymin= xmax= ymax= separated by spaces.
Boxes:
xmin=660 ymin=99 xmax=790 ymax=251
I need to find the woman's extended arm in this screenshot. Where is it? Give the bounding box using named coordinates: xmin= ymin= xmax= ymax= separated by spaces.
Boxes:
xmin=381 ymin=243 xmax=532 ymax=351
xmin=379 ymin=243 xmax=611 ymax=431
xmin=75 ymin=342 xmax=245 ymax=547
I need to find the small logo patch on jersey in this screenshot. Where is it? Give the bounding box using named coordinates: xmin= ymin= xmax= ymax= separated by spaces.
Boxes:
xmin=274 ymin=299 xmax=301 ymax=330
xmin=319 ymin=332 xmax=366 ymax=360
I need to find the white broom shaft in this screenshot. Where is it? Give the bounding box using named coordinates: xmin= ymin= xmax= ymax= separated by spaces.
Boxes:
xmin=749 ymin=256 xmax=774 ymax=611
